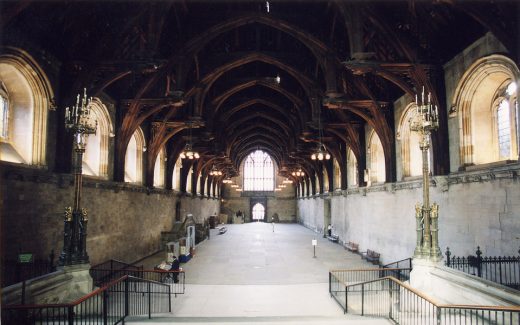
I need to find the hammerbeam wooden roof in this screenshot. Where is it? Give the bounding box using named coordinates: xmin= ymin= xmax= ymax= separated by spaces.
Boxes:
xmin=1 ymin=0 xmax=518 ymax=183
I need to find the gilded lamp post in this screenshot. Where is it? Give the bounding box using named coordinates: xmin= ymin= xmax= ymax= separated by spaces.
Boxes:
xmin=410 ymin=88 xmax=442 ymax=261
xmin=59 ymin=89 xmax=97 ymax=266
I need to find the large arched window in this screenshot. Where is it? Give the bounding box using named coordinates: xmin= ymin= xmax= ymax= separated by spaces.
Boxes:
xmin=153 ymin=146 xmax=166 ymax=188
xmin=322 ymin=167 xmax=329 ymax=193
xmin=0 ymin=49 xmax=53 ymax=165
xmin=368 ymin=130 xmax=386 ymax=184
xmin=333 ymin=159 xmax=341 ymax=190
xmin=397 ymin=103 xmax=425 ymax=179
xmin=494 ymin=82 xmax=518 ymax=160
xmin=186 ymin=165 xmax=193 ymax=193
xmin=124 ymin=127 xmax=145 ymax=184
xmin=172 ymin=156 xmax=182 ymax=191
xmin=243 ymin=150 xmax=274 ymax=191
xmin=454 ymin=55 xmax=519 ymax=166
xmin=347 ymin=147 xmax=358 ymax=187
xmin=0 ymin=83 xmax=8 ymax=139
xmin=83 ymin=98 xmax=112 ymax=178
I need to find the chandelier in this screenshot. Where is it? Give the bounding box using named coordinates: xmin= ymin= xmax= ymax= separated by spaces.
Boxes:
xmin=291 ymin=169 xmax=305 ymax=177
xmin=65 ymin=88 xmax=97 ymax=149
xmin=311 ymin=143 xmax=331 ymax=161
xmin=180 ymin=124 xmax=199 ymax=160
xmin=311 ymin=108 xmax=330 ymax=160
xmin=209 ymin=165 xmax=223 ymax=176
xmin=410 ymin=88 xmax=439 ymax=132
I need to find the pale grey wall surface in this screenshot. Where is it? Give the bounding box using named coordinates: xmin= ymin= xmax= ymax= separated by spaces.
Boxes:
xmin=298 ymin=164 xmax=520 ymax=265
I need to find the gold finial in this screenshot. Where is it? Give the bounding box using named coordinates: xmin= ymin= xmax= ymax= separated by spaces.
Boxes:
xmin=64 ymin=207 xmax=72 ymax=222
xmin=81 ymin=208 xmax=88 ymax=222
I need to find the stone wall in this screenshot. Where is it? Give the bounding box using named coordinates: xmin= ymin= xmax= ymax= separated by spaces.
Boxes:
xmin=444 ymin=32 xmax=508 ymax=172
xmin=0 ymin=163 xmax=220 ymax=266
xmin=297 ymin=164 xmax=520 ymax=265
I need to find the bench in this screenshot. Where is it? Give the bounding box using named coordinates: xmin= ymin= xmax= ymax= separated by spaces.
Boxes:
xmin=361 ymin=249 xmax=380 ymax=265
xmin=345 ymin=241 xmax=359 ymax=252
xmin=327 ymin=234 xmax=339 ymax=243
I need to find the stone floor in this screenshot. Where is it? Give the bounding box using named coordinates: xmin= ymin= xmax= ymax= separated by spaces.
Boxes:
xmin=128 ymin=222 xmax=390 ymax=324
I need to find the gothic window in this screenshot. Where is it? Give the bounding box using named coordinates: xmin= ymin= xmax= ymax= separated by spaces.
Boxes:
xmin=347 ymin=148 xmax=357 ymax=187
xmin=197 ymin=173 xmax=202 ymax=194
xmin=0 ymin=49 xmax=52 ymax=165
xmin=368 ymin=130 xmax=386 ymax=184
xmin=397 ymin=103 xmax=424 ymax=179
xmin=186 ymin=166 xmax=193 ymax=193
xmin=172 ymin=157 xmax=182 ymax=191
xmin=333 ymin=159 xmax=341 ymax=190
xmin=83 ymin=98 xmax=112 ymax=178
xmin=153 ymin=146 xmax=166 ymax=188
xmin=454 ymin=55 xmax=519 ymax=167
xmin=124 ymin=127 xmax=145 ymax=184
xmin=243 ymin=150 xmax=274 ymax=191
xmin=322 ymin=167 xmax=329 ymax=193
xmin=0 ymin=85 xmax=8 ymax=139
xmin=497 ymin=99 xmax=511 ymax=159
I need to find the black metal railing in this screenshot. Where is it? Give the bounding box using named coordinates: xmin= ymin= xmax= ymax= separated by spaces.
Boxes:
xmin=1 ymin=275 xmax=171 ymax=324
xmin=445 ymin=246 xmax=520 ymax=290
xmin=329 ymin=273 xmax=520 ymax=324
xmin=90 ymin=259 xmax=143 ymax=288
xmin=381 ymin=258 xmax=412 ymax=281
xmin=329 ymin=268 xmax=412 ymax=312
xmin=90 ymin=268 xmax=186 ymax=295
xmin=1 ymin=253 xmax=56 ymax=288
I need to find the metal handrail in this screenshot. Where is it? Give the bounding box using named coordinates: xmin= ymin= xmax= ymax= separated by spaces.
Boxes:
xmin=329 ymin=272 xmax=520 ymax=324
xmin=90 ymin=268 xmax=186 ymax=295
xmin=1 ymin=275 xmax=172 ymax=324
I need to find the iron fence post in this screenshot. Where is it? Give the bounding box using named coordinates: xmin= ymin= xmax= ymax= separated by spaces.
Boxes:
xmin=125 ymin=279 xmax=129 ymax=318
xmin=345 ymin=285 xmax=348 ymax=314
xmin=68 ymin=306 xmax=74 ymax=325
xmin=329 ymin=272 xmax=331 ymax=296
xmin=445 ymin=247 xmax=451 ymax=267
xmin=148 ymin=281 xmax=151 ymax=319
xmin=389 ymin=279 xmax=393 ymax=320
xmin=168 ymin=282 xmax=172 ymax=312
xmin=103 ymin=290 xmax=108 ymax=325
xmin=361 ymin=283 xmax=365 ymax=316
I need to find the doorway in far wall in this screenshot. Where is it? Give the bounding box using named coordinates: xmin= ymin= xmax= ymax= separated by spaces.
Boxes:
xmin=252 ymin=203 xmax=265 ymax=221
xmin=250 ymin=197 xmax=267 ymax=222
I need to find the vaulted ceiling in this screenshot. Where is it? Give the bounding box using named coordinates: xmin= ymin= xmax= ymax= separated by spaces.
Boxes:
xmin=1 ymin=0 xmax=518 ymax=187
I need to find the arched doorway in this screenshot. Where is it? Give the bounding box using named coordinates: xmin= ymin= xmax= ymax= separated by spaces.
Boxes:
xmin=252 ymin=203 xmax=265 ymax=221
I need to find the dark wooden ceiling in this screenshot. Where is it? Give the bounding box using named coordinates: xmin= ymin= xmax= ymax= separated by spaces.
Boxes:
xmin=1 ymin=0 xmax=518 ymax=187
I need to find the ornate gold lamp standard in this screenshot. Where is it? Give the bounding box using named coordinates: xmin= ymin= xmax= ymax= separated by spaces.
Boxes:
xmin=410 ymin=88 xmax=442 ymax=261
xmin=59 ymin=89 xmax=97 ymax=266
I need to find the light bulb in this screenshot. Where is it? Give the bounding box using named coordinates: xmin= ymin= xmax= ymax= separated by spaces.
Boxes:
xmin=311 ymin=154 xmax=316 ymax=160
xmin=325 ymin=153 xmax=331 ymax=160
xmin=180 ymin=152 xmax=186 ymax=159
xmin=318 ymin=152 xmax=324 ymax=160
xmin=194 ymin=152 xmax=200 ymax=159
xmin=292 ymin=172 xmax=296 ymax=176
